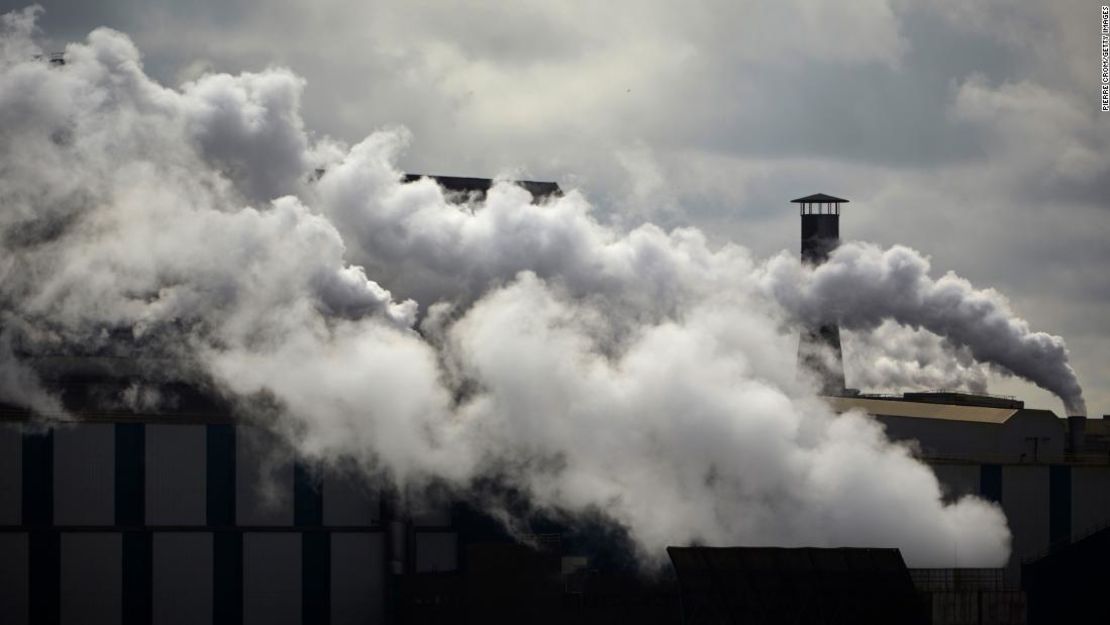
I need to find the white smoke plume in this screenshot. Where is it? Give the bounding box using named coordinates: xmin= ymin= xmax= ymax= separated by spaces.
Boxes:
xmin=842 ymin=321 xmax=991 ymax=395
xmin=7 ymin=6 xmax=1094 ymax=566
xmin=762 ymin=244 xmax=1087 ymax=415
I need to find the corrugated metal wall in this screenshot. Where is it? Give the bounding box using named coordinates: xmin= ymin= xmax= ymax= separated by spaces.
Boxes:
xmin=0 ymin=421 xmax=435 ymax=625
xmin=4 ymin=419 xmax=1109 ymax=624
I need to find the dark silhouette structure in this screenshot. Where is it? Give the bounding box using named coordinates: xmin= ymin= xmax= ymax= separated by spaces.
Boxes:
xmin=667 ymin=546 xmax=926 ymax=625
xmin=403 ymin=174 xmax=562 ymax=201
xmin=1022 ymin=524 xmax=1110 ymax=625
xmin=6 ymin=182 xmax=1110 ymax=625
xmin=792 ymin=193 xmax=848 ymax=395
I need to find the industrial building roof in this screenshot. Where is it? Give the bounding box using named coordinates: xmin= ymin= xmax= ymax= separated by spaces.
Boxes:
xmin=827 ymin=396 xmax=1019 ymax=424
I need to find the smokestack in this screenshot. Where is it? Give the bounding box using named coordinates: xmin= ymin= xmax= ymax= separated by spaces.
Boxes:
xmin=792 ymin=193 xmax=848 ymax=395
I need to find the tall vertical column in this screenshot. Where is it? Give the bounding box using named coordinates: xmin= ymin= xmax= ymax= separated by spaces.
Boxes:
xmin=792 ymin=193 xmax=848 ymax=395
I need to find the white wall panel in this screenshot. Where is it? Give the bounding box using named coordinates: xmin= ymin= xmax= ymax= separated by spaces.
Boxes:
xmin=0 ymin=533 xmax=28 ymax=625
xmin=929 ymin=463 xmax=979 ymax=503
xmin=55 ymin=424 xmax=114 ymax=525
xmin=1001 ymin=466 xmax=1049 ymax=583
xmin=60 ymin=533 xmax=121 ymax=625
xmin=146 ymin=425 xmax=206 ymax=525
xmin=237 ymin=428 xmax=293 ymax=526
xmin=331 ymin=533 xmax=385 ymax=625
xmin=323 ymin=472 xmax=379 ymax=526
xmin=414 ymin=532 xmax=458 ymax=573
xmin=153 ymin=533 xmax=213 ymax=625
xmin=411 ymin=501 xmax=451 ymax=528
xmin=244 ymin=532 xmax=300 ymax=625
xmin=0 ymin=425 xmax=21 ymax=525
xmin=1072 ymin=467 xmax=1110 ymax=540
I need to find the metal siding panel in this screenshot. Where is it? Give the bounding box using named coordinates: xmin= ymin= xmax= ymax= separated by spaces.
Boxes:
xmin=1071 ymin=467 xmax=1110 ymax=540
xmin=54 ymin=424 xmax=115 ymax=526
xmin=0 ymin=425 xmax=22 ymax=525
xmin=0 ymin=532 xmax=29 ymax=625
xmin=928 ymin=463 xmax=979 ymax=502
xmin=1001 ymin=465 xmax=1049 ymax=584
xmin=322 ymin=472 xmax=379 ymax=527
xmin=153 ymin=533 xmax=213 ymax=625
xmin=294 ymin=463 xmax=323 ymax=527
xmin=237 ymin=428 xmax=293 ymax=526
xmin=243 ymin=533 xmax=300 ymax=625
xmin=414 ymin=532 xmax=458 ymax=573
xmin=60 ymin=532 xmax=122 ymax=625
xmin=146 ymin=425 xmax=206 ymax=526
xmin=331 ymin=533 xmax=385 ymax=625
xmin=411 ymin=501 xmax=451 ymax=528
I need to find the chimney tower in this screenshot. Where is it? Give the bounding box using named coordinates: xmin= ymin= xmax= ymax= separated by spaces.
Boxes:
xmin=791 ymin=193 xmax=848 ymax=395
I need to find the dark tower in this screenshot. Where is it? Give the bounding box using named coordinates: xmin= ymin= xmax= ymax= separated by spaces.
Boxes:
xmin=791 ymin=193 xmax=848 ymax=395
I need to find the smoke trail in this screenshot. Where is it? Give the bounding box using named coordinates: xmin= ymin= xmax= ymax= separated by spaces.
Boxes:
xmin=761 ymin=244 xmax=1087 ymax=415
xmin=0 ymin=7 xmax=1052 ymax=566
xmin=842 ymin=321 xmax=991 ymax=395
xmin=312 ymin=135 xmax=1085 ymax=414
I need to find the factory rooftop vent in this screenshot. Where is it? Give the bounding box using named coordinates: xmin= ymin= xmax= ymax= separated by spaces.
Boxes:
xmin=31 ymin=52 xmax=65 ymax=66
xmin=790 ymin=192 xmax=849 ymax=204
xmin=791 ymin=193 xmax=849 ymax=216
xmin=403 ymin=174 xmax=561 ymax=201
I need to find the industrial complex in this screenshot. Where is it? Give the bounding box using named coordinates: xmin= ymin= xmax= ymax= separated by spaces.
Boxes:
xmin=0 ymin=182 xmax=1108 ymax=624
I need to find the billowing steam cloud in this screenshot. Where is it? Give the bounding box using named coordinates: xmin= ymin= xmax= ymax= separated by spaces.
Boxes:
xmin=842 ymin=321 xmax=991 ymax=395
xmin=762 ymin=245 xmax=1087 ymax=415
xmin=2 ymin=6 xmax=1088 ymax=566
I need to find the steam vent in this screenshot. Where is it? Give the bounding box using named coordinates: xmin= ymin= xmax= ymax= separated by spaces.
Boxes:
xmin=792 ymin=193 xmax=848 ymax=395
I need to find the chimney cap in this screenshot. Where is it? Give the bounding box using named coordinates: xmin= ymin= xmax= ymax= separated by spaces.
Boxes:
xmin=791 ymin=193 xmax=849 ymax=204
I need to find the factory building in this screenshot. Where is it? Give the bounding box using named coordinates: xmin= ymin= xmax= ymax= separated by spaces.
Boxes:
xmin=831 ymin=392 xmax=1110 ymax=583
xmin=0 ymin=409 xmax=411 ymax=625
xmin=0 ymin=175 xmax=558 ymax=625
xmin=798 ymin=193 xmax=1110 ymax=624
xmin=1 ymin=185 xmax=1108 ymax=625
xmin=794 ymin=193 xmax=1110 ymax=583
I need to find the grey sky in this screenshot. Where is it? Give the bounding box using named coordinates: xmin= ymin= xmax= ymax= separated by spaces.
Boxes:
xmin=13 ymin=0 xmax=1110 ymax=416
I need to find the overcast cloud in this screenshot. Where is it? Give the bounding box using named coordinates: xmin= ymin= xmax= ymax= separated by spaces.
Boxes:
xmin=13 ymin=0 xmax=1110 ymax=415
